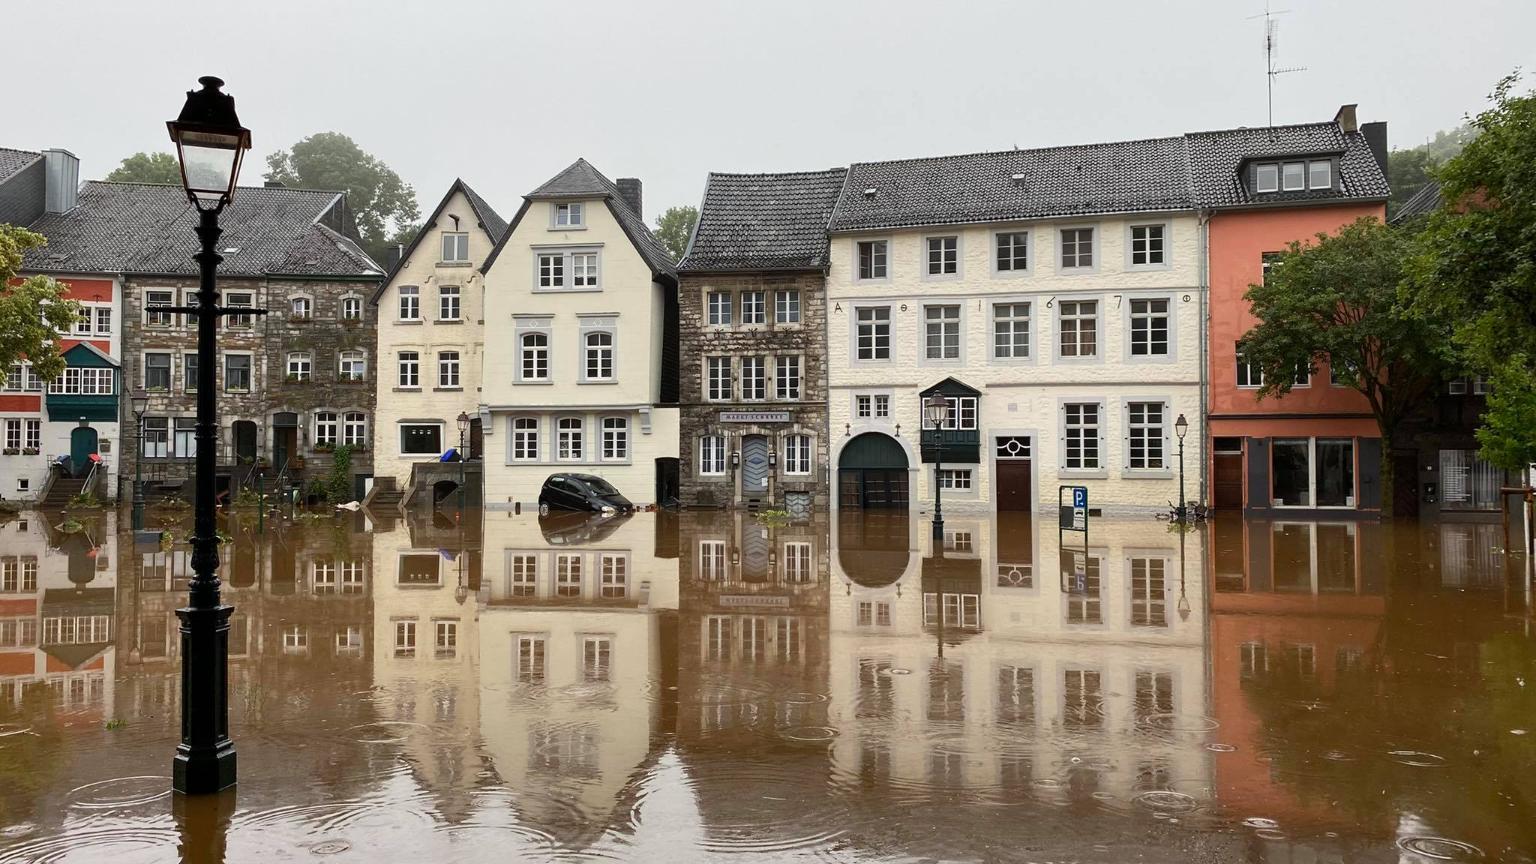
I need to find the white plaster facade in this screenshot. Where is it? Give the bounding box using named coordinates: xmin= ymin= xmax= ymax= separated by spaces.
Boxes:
xmin=479 ymin=170 xmax=678 ymax=510
xmin=827 ymin=214 xmax=1206 ymax=515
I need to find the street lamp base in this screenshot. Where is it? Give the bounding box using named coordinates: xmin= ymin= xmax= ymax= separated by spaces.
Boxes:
xmin=173 ymin=602 xmax=237 ymax=795
xmin=173 ymin=740 xmax=237 ymax=795
xmin=931 ymin=518 xmax=944 ymax=539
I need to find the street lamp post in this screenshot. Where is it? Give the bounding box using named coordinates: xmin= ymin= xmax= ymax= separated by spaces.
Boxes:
xmin=456 ymin=411 xmax=470 ymax=513
xmin=1174 ymin=413 xmax=1190 ymax=523
xmin=130 ymin=390 xmax=148 ymax=531
xmin=162 ymin=76 xmax=253 ymax=796
xmin=923 ymin=395 xmax=949 ymax=541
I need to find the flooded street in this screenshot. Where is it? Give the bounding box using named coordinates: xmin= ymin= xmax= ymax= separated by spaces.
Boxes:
xmin=1 ymin=506 xmax=1533 ymax=863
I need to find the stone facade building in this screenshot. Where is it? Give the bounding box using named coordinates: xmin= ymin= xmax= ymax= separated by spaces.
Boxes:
xmin=675 ymin=170 xmax=846 ymax=514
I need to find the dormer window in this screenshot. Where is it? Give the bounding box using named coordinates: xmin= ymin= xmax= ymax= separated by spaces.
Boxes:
xmin=555 ymin=202 xmax=584 ymax=228
xmin=1308 ymin=160 xmax=1332 ymax=190
xmin=1256 ymin=164 xmax=1279 ymax=193
xmin=441 ymin=232 xmax=469 ymax=263
xmin=1282 ymin=162 xmax=1306 ymax=191
xmin=1254 ymin=159 xmax=1334 ymax=193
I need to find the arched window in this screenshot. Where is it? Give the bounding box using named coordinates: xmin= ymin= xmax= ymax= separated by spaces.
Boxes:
xmin=512 ymin=417 xmax=539 ymax=461
xmin=601 ymin=417 xmax=629 ymax=461
xmin=287 ymin=352 xmax=312 ymax=382
xmin=521 ymin=333 xmax=548 ymax=381
xmin=339 ymin=350 xmax=367 ymax=381
xmin=584 ymin=331 xmax=614 ymax=381
xmin=557 ymin=417 xmax=583 ymax=461
xmin=315 ymin=411 xmax=338 ymax=446
xmin=783 ymin=434 xmax=812 ymax=475
xmin=340 ymin=296 xmax=363 ymax=321
xmin=291 ymin=296 xmax=312 ymax=319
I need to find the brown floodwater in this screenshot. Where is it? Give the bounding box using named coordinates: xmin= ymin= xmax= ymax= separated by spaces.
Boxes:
xmin=1 ymin=505 xmax=1532 ymax=863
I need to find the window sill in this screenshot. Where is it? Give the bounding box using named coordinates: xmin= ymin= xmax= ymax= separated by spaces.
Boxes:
xmin=1058 ymin=267 xmax=1098 ymax=275
xmin=436 ymin=261 xmax=473 ymax=268
xmin=516 ymin=380 xmax=554 ymax=385
xmin=395 ymin=319 xmax=423 ymax=325
xmin=393 ymin=387 xmax=422 ymax=393
xmin=434 ymin=319 xmax=463 ymax=325
xmin=549 ymin=225 xmax=587 ymax=231
xmin=1121 ymin=470 xmax=1175 ymax=480
xmin=1126 ymin=263 xmax=1171 ymax=272
xmin=434 ymin=387 xmax=463 ymax=392
xmin=1058 ymin=470 xmax=1109 ymax=480
xmin=533 ymin=286 xmax=602 ymax=294
xmin=578 ymin=380 xmax=618 ymax=385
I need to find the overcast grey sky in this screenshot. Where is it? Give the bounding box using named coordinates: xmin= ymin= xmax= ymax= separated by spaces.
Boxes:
xmin=7 ymin=0 xmax=1533 ymax=226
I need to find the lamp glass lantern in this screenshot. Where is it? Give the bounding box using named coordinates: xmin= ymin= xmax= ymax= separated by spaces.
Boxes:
xmin=1174 ymin=413 xmax=1189 ymax=441
xmin=130 ymin=390 xmax=149 ymax=421
xmin=456 ymin=412 xmax=471 ymax=436
xmin=166 ymin=77 xmax=251 ymax=211
xmin=923 ymin=395 xmax=949 ymax=429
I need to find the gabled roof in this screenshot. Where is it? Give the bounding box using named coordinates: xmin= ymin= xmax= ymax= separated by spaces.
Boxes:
xmin=62 ymin=341 xmax=118 ymax=368
xmin=21 ymin=181 xmax=383 ymax=279
xmin=371 ymin=178 xmax=507 ymax=301
xmin=678 ymin=169 xmax=848 ymax=273
xmin=920 ymin=376 xmax=982 ymax=397
xmin=1391 ymin=181 xmax=1442 ymax=224
xmin=1185 ymin=122 xmax=1390 ymax=207
xmin=0 ymin=147 xmax=41 ymax=185
xmin=483 ymin=158 xmax=676 ymax=281
xmin=829 ymin=136 xmax=1191 ymax=232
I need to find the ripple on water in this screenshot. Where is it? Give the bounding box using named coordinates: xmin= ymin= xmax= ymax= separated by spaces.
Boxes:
xmin=235 ymin=799 xmax=439 ymax=835
xmin=1242 ymin=817 xmax=1280 ymax=829
xmin=0 ymin=827 xmax=178 ymax=864
xmin=1388 ymin=750 xmax=1448 ymax=768
xmin=630 ymin=762 xmax=849 ymax=856
xmin=778 ymin=726 xmax=839 ymax=744
xmin=1396 ymin=836 xmax=1484 ymax=861
xmin=1133 ymin=791 xmax=1199 ymax=813
xmin=1205 ymin=743 xmax=1237 ymax=753
xmin=1139 ymin=713 xmax=1221 ymax=732
xmin=67 ymin=776 xmax=172 ymax=809
xmin=346 ymin=721 xmax=431 ymax=744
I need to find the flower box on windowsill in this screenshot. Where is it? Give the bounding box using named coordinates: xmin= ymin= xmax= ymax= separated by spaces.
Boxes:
xmin=285 ymin=375 xmax=309 ymax=384
xmin=291 ymin=315 xmax=311 ymax=323
xmin=313 ymin=443 xmax=335 ymax=453
xmin=1 ymin=448 xmax=17 ymax=456
xmin=22 ymin=448 xmax=39 ymax=456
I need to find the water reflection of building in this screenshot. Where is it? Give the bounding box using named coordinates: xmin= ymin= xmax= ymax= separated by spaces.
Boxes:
xmin=829 ymin=511 xmax=1209 ymax=803
xmin=0 ymin=511 xmax=118 ymax=722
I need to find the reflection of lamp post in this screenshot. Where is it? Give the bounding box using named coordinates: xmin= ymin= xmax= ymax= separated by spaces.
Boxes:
xmin=923 ymin=395 xmax=949 ymax=540
xmin=456 ymin=411 xmax=470 ymax=513
xmin=166 ymin=75 xmax=252 ymax=796
xmin=1174 ymin=413 xmax=1189 ymax=523
xmin=131 ymin=390 xmax=148 ymax=531
xmin=1177 ymin=524 xmax=1191 ymax=622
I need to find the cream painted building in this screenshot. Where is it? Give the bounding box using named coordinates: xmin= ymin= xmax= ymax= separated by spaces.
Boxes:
xmin=371 ymin=179 xmax=508 ymax=499
xmin=825 ymin=141 xmax=1205 ymax=516
xmin=479 ymin=160 xmax=679 ymax=510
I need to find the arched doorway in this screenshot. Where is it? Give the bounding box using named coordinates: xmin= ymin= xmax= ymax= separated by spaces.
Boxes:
xmin=69 ymin=427 xmax=98 ymax=478
xmin=838 ymin=432 xmax=909 ymax=509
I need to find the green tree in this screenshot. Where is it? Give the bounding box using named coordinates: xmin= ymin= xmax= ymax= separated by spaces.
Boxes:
xmin=263 ymin=132 xmax=420 ymax=264
xmin=1238 ymin=217 xmax=1451 ymax=517
xmin=1410 ymin=75 xmax=1536 ymax=470
xmin=0 ymin=226 xmax=81 ymax=384
xmin=653 ymin=205 xmax=698 ymax=261
xmin=104 ymin=151 xmax=181 ymax=185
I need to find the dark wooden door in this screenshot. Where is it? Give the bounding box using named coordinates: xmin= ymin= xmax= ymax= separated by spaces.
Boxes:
xmin=469 ymin=418 xmax=483 ymax=460
xmin=995 ymin=460 xmax=1032 ymax=511
xmin=1214 ymin=453 xmax=1244 ymax=509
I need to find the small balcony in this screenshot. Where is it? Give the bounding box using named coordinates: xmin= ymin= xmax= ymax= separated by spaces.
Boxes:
xmin=921 ymin=428 xmax=980 ymax=464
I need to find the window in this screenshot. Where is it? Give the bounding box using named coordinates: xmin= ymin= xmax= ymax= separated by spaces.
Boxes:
xmin=142 ymin=417 xmax=169 ymax=458
xmin=857 ymin=240 xmax=888 ymax=279
xmin=315 ymin=412 xmax=338 ymax=447
xmin=699 ymin=435 xmax=727 ymax=475
xmin=556 ymin=417 xmax=583 ymax=461
xmin=341 ymin=296 xmax=362 ymax=321
xmin=509 ymin=554 xmax=538 ymax=596
xmin=556 ymin=555 xmax=582 ymax=596
xmin=996 ymin=435 xmax=1031 ymax=459
xmin=225 ymin=292 xmax=253 ymax=328
xmin=435 ymin=620 xmax=457 ymax=656
xmin=927 ymin=236 xmax=958 ymax=276
xmin=930 ymin=395 xmax=977 ymax=431
xmin=436 ymin=351 xmax=460 ymax=388
xmin=775 ymin=290 xmax=801 ymax=324
xmin=400 ymin=423 xmax=442 ymax=455
xmin=706 ymin=357 xmax=732 ymax=401
xmin=707 ymin=291 xmax=732 ymax=326
xmin=600 ymin=555 xmax=627 ymax=598
xmin=1130 ymin=224 xmax=1165 ymax=266
xmin=856 ymin=395 xmax=872 ymax=417
xmin=1064 ymin=403 xmax=1101 ymax=470
xmin=145 ymin=289 xmax=176 ymax=327
xmin=775 ymin=355 xmax=801 ymax=400
xmin=24 ymin=419 xmax=40 ymax=452
xmin=924 ymin=305 xmax=960 ymax=360
xmin=398 ymin=351 xmax=420 ymax=387
xmin=46 ymin=367 xmax=115 ymax=396
xmin=339 ymin=350 xmax=366 ymax=382
xmin=740 ymin=356 xmax=766 ymax=401
xmin=1294 ymin=363 xmax=1313 ymax=387
xmin=1330 ymin=359 xmax=1356 ymax=387
xmin=1236 ymin=352 xmax=1263 ymax=388
xmin=1131 ymin=559 xmax=1168 ymax=628
xmin=784 ymin=434 xmax=811 ymax=475
xmin=441 ymin=232 xmax=469 ymax=262
xmin=554 ymin=202 xmax=584 ymax=227
xmin=1126 ymin=401 xmax=1166 ymax=469
xmin=1272 ymin=438 xmax=1356 ymax=508
xmin=584 ymin=636 xmax=612 ymax=679
xmin=571 ymin=252 xmax=599 ymax=287
xmin=94 ymin=306 xmax=113 ymax=335
xmin=1060 ymin=227 xmax=1094 ymax=269
xmin=398 ymin=285 xmax=420 ymax=320
xmin=537 ymin=253 xmax=565 ymax=289
xmin=584 ymin=332 xmax=614 ymax=381
xmin=394 ymin=620 xmax=417 ymax=658
xmin=741 ymin=291 xmax=766 ymax=325
xmin=144 ymin=352 xmax=172 ymax=391
xmin=521 ymin=333 xmax=549 ymax=381
xmin=343 ymin=412 xmax=367 ymax=447
xmin=512 ymin=417 xmax=539 ymax=461
xmin=1059 ymin=300 xmax=1097 ymax=357
xmin=291 ymin=296 xmax=311 ymax=319
xmin=438 ymin=285 xmax=461 ymax=321
xmin=286 ymin=352 xmax=311 ymax=382
xmin=1282 ymin=162 xmax=1306 ymax=191
xmin=993 ymin=302 xmax=1030 ymax=359
xmin=2 ymin=419 xmax=17 ymax=452
xmin=602 ymin=417 xmax=628 ymax=460
xmin=516 ymin=636 xmax=546 ymax=683
xmin=1256 ymin=163 xmax=1280 ymax=193
xmin=996 ymin=231 xmax=1028 ymax=272
xmin=937 ymin=468 xmax=972 ymax=490
xmin=855 ymin=307 xmax=891 ymax=360
xmin=1129 ymin=298 xmax=1169 ymax=356
xmin=699 ymin=542 xmax=728 ymax=581
xmin=73 ymin=306 xmax=92 ymax=335
xmin=1309 ymin=160 xmax=1332 ymax=190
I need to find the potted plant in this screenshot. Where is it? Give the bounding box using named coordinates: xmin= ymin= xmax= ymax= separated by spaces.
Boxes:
xmin=21 ymin=447 xmax=39 ymax=456
xmin=1 ymin=448 xmax=18 ymax=456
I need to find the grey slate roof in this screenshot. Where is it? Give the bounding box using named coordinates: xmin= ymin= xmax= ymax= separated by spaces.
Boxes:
xmin=678 ymin=169 xmax=848 ymax=273
xmin=461 ymin=182 xmax=509 ymax=242
xmin=1391 ymin=181 xmax=1442 ymax=224
xmin=22 ymin=181 xmax=382 ymax=278
xmin=1185 ymin=122 xmax=1390 ymax=207
xmin=0 ymin=147 xmax=41 ymax=185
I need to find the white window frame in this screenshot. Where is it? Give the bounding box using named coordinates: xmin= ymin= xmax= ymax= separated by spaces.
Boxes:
xmin=398 ymin=422 xmax=444 ymax=457
xmin=581 ymin=326 xmax=616 ymax=383
xmin=706 ymin=291 xmax=733 ymax=326
xmin=1236 ymin=350 xmax=1263 ymax=389
xmin=515 ymin=318 xmax=553 ymax=383
xmin=1308 ymin=160 xmax=1333 ymax=190
xmin=705 ymin=356 xmax=732 ymax=402
xmin=1127 ymin=222 xmax=1170 ymax=269
xmin=338 ymin=349 xmax=367 ymax=382
xmin=143 ymin=288 xmax=178 ymax=328
xmin=286 ymin=352 xmax=311 ymax=382
xmin=991 ymin=300 xmax=1032 ymax=362
xmin=855 ymin=239 xmax=890 ymax=281
xmin=223 ymin=352 xmax=253 ymax=393
xmin=398 ymin=285 xmax=421 ymax=321
xmin=1281 ymin=161 xmax=1306 ymax=191
xmin=936 ymin=468 xmax=973 ymax=490
xmin=1060 ymin=399 xmax=1107 ymax=475
xmin=698 ymin=435 xmax=727 ymax=476
xmin=342 ymin=412 xmax=367 ymax=447
xmin=601 ymin=416 xmax=629 ymax=462
xmin=143 ymin=351 xmax=173 ymax=391
xmin=438 ymin=285 xmax=461 ymax=322
xmin=225 ymin=291 xmax=254 ymax=329
xmin=556 ymin=417 xmax=584 ymax=461
xmin=1058 ymin=226 xmax=1097 ymax=272
xmin=924 ymin=234 xmax=960 ymax=279
xmin=853 ymin=305 xmax=892 ymax=363
xmin=553 ymin=202 xmax=585 ymax=228
xmin=740 ymin=355 xmax=766 ymax=402
xmin=740 ymin=291 xmax=766 ymax=325
xmin=1125 ymin=295 xmax=1173 ymax=361
xmin=1056 ymin=298 xmax=1100 ymax=360
xmin=1123 ymin=399 xmax=1171 ymax=473
xmin=290 ymin=295 xmax=312 ymax=320
xmin=775 ymin=355 xmax=801 ymax=401
xmin=441 ymin=232 xmax=470 ymax=263
xmin=774 ymin=290 xmax=801 ymax=325
xmin=397 ymin=351 xmax=421 ymax=388
xmin=1255 ymin=163 xmax=1280 ymax=193
xmin=993 ymin=229 xmax=1031 ymax=276
xmin=511 ymin=417 xmax=540 ymax=462
xmin=783 ymin=434 xmax=812 ymax=475
xmin=923 ymin=303 xmax=962 ymax=363
xmin=533 ymin=246 xmax=602 ymax=292
xmin=314 ymin=411 xmax=338 ymax=447
xmin=437 ymin=350 xmax=460 ymax=389
xmin=340 ymin=295 xmax=363 ymax=321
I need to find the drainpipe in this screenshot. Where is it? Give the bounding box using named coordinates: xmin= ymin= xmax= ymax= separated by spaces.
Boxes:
xmin=1197 ymin=210 xmax=1211 ymax=508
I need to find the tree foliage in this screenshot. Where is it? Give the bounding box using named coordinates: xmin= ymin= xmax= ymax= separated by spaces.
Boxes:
xmin=653 ymin=205 xmax=698 ymax=261
xmin=104 ymin=151 xmax=182 ymax=185
xmin=263 ymin=133 xmax=420 ymax=264
xmin=1410 ymin=74 xmax=1536 ymax=470
xmin=1238 ymin=217 xmax=1452 ymax=516
xmin=0 ymin=226 xmax=81 ymax=385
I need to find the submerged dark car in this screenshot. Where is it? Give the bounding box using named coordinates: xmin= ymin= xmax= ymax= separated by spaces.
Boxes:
xmin=537 ymin=473 xmax=633 ymax=515
xmin=537 ymin=510 xmax=632 ymax=546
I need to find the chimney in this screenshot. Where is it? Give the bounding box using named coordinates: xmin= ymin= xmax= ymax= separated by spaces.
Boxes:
xmin=1333 ymin=104 xmax=1359 ymax=134
xmin=388 ymin=243 xmax=405 ymax=271
xmin=1361 ymin=121 xmax=1389 ymax=175
xmin=42 ymin=149 xmax=79 ymax=214
xmin=615 ymin=178 xmax=643 ymax=218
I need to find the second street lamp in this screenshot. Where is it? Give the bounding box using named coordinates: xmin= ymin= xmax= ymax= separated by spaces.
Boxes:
xmin=456 ymin=411 xmax=470 ymax=513
xmin=923 ymin=395 xmax=949 ymax=540
xmin=130 ymin=390 xmax=148 ymax=531
xmin=1174 ymin=413 xmax=1190 ymax=523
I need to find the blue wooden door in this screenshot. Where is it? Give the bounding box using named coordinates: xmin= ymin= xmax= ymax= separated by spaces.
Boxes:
xmin=741 ymin=435 xmax=770 ymax=496
xmin=70 ymin=427 xmax=98 ymax=477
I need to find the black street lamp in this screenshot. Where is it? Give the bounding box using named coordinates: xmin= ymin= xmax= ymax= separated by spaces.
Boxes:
xmin=456 ymin=411 xmax=470 ymax=513
xmin=1174 ymin=413 xmax=1190 ymax=523
xmin=923 ymin=395 xmax=949 ymax=540
xmin=130 ymin=390 xmax=148 ymax=531
xmin=163 ymin=76 xmax=253 ymax=796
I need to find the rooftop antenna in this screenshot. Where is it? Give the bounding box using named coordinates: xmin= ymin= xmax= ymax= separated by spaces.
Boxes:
xmin=1249 ymin=2 xmax=1306 ymax=128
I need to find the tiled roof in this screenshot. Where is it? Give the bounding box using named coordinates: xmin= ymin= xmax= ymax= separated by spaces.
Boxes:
xmin=0 ymin=147 xmax=41 ymax=185
xmin=1185 ymin=122 xmax=1390 ymax=207
xmin=22 ymin=181 xmax=382 ymax=278
xmin=828 ymin=137 xmax=1192 ymax=232
xmin=461 ymin=181 xmax=508 ymax=242
xmin=526 ymin=158 xmax=612 ymax=199
xmin=1391 ymin=181 xmax=1442 ymax=224
xmin=679 ymin=169 xmax=848 ymax=272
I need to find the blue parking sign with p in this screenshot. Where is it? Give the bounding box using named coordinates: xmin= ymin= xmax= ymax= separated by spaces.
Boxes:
xmin=1073 ymin=487 xmax=1087 ymax=509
